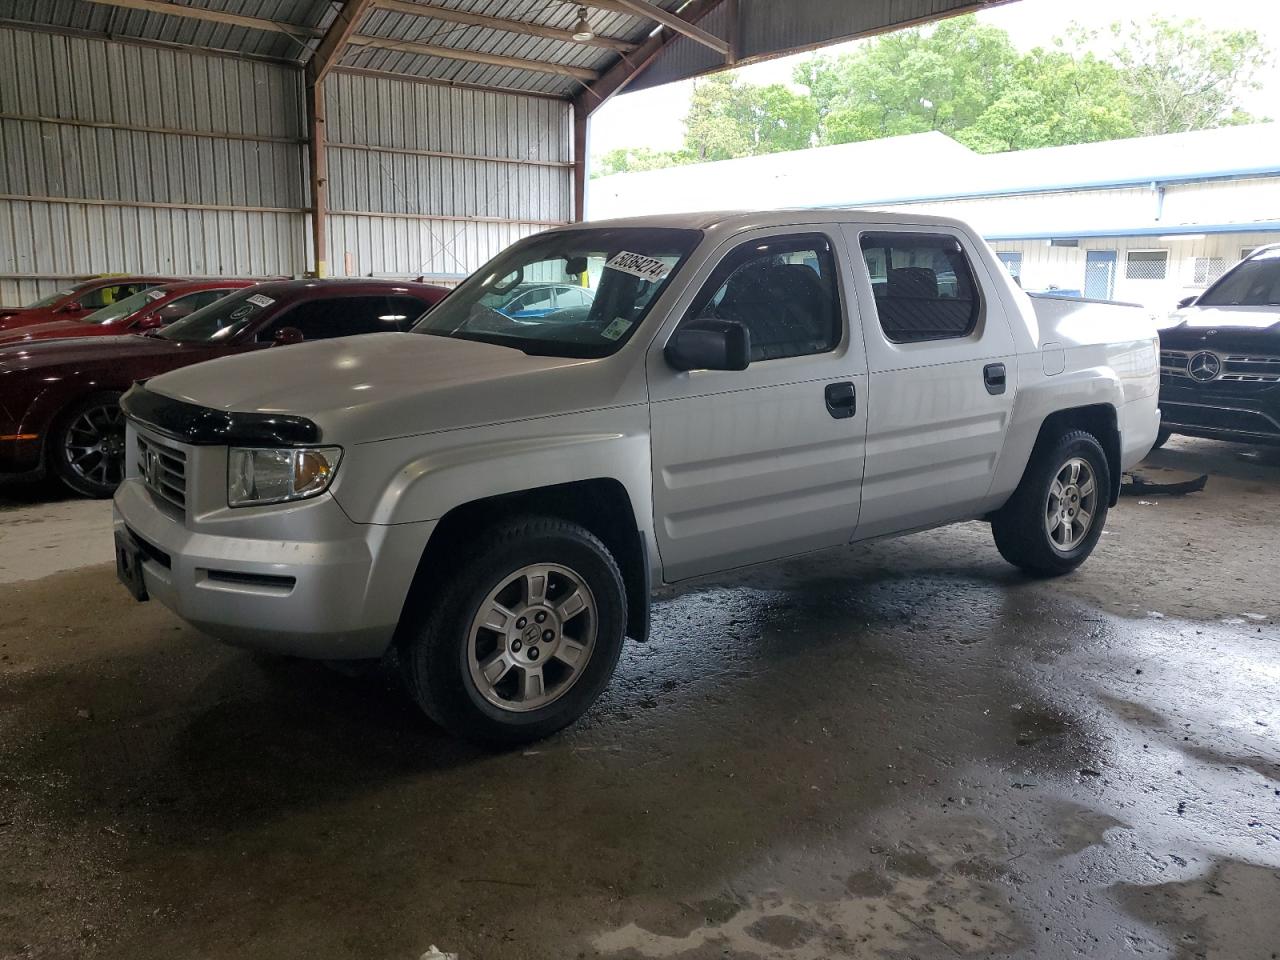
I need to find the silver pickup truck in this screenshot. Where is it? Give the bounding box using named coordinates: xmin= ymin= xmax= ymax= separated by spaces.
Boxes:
xmin=112 ymin=210 xmax=1161 ymax=743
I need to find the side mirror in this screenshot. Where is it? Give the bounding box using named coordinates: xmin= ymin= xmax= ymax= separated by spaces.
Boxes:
xmin=1177 ymin=295 xmax=1198 ymax=309
xmin=135 ymin=313 xmax=165 ymax=330
xmin=272 ymin=326 xmax=305 ymax=346
xmin=665 ymin=319 xmax=751 ymax=372
xmin=58 ymin=301 xmax=83 ymax=314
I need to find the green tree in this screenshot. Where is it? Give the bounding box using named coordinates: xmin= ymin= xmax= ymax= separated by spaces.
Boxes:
xmin=592 ymin=146 xmax=691 ymax=178
xmin=682 ymin=72 xmax=817 ymax=161
xmin=794 ymin=15 xmax=1020 ymax=144
xmin=959 ymin=46 xmax=1135 ymax=153
xmin=1107 ymin=17 xmax=1268 ymax=135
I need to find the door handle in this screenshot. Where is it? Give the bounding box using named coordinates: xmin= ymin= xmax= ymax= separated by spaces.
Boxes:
xmin=983 ymin=363 xmax=1007 ymax=395
xmin=824 ymin=381 xmax=856 ymax=419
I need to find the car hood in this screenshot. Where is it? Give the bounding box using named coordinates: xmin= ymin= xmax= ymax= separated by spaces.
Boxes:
xmin=0 ymin=319 xmax=106 ymax=344
xmin=1160 ymin=306 xmax=1280 ymax=351
xmin=145 ymin=333 xmax=613 ymax=442
xmin=0 ymin=333 xmax=184 ymax=373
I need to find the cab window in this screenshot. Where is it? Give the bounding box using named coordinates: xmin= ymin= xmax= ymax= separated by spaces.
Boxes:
xmin=684 ymin=234 xmax=842 ymax=362
xmin=859 ymin=233 xmax=980 ymax=343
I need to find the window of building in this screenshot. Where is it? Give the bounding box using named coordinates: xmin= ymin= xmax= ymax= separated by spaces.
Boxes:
xmin=859 ymin=233 xmax=980 ymax=343
xmin=685 ymin=234 xmax=841 ymax=362
xmin=1193 ymin=257 xmax=1228 ymax=287
xmin=1125 ymin=250 xmax=1168 ymax=281
xmin=996 ymin=252 xmax=1023 ymax=286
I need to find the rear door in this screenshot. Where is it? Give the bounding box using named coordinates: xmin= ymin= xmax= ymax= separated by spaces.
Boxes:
xmin=845 ymin=225 xmax=1017 ymax=540
xmin=648 ymin=227 xmax=868 ymax=581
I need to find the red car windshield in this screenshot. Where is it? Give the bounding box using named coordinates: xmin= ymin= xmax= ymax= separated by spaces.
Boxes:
xmin=156 ymin=288 xmax=275 ymax=343
xmin=81 ymin=288 xmax=167 ymax=324
xmin=24 ymin=288 xmax=77 ymax=309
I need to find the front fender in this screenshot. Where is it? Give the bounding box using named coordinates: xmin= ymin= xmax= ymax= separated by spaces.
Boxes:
xmin=330 ymin=405 xmax=655 ymax=538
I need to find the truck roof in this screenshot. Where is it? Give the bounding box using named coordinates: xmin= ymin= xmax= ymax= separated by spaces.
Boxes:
xmin=568 ymin=208 xmax=976 ymax=234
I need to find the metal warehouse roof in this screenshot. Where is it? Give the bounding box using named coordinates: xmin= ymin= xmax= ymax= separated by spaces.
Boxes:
xmin=589 ymin=123 xmax=1280 ymax=220
xmin=0 ymin=0 xmax=1006 ymax=102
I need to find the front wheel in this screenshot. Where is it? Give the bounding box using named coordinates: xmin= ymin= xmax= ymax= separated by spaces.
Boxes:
xmin=399 ymin=517 xmax=626 ymax=745
xmin=50 ymin=392 xmax=127 ymax=499
xmin=992 ymin=430 xmax=1111 ymax=577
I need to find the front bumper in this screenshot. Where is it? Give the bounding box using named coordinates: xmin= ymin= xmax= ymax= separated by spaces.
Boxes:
xmin=1159 ymin=380 xmax=1280 ymax=445
xmin=113 ymin=473 xmax=435 ymax=661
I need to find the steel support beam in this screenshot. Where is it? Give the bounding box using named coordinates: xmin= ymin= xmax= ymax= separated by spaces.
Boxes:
xmin=604 ymin=0 xmax=728 ymax=55
xmin=575 ymin=0 xmax=726 ymax=114
xmin=79 ymin=0 xmax=322 ymax=40
xmin=307 ymin=0 xmax=378 ymax=85
xmin=346 ymin=35 xmax=599 ymax=80
xmin=573 ymin=104 xmax=589 ymax=222
xmin=374 ymin=0 xmax=637 ymax=53
xmin=305 ymin=82 xmax=328 ymax=278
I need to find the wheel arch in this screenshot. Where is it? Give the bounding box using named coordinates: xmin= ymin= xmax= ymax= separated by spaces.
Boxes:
xmin=397 ymin=477 xmax=651 ymax=645
xmin=1031 ymin=403 xmax=1121 ymax=505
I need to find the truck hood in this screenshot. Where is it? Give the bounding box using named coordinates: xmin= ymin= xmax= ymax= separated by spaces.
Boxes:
xmin=145 ymin=333 xmax=609 ymax=442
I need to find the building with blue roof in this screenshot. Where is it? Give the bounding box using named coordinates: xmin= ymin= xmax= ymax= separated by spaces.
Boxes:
xmin=588 ymin=122 xmax=1280 ymax=310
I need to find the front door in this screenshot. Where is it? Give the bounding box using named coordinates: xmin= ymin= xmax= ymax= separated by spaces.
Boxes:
xmin=647 ymin=228 xmax=868 ymax=582
xmin=845 ymin=226 xmax=1018 ymax=540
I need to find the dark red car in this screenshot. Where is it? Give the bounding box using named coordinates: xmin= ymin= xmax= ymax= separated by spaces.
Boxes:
xmin=0 ymin=276 xmax=180 ymax=332
xmin=0 ymin=279 xmax=260 ymax=345
xmin=0 ymin=278 xmax=448 ymax=498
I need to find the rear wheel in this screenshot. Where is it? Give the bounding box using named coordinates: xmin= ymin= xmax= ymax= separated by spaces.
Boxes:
xmin=992 ymin=430 xmax=1110 ymax=577
xmin=399 ymin=516 xmax=626 ymax=745
xmin=50 ymin=392 xmax=127 ymax=499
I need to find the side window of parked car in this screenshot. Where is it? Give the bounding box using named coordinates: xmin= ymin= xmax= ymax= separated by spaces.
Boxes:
xmin=859 ymin=233 xmax=980 ymax=343
xmin=259 ymin=295 xmax=425 ymax=342
xmin=80 ymin=283 xmax=151 ymax=309
xmin=685 ymin=234 xmax=842 ymax=362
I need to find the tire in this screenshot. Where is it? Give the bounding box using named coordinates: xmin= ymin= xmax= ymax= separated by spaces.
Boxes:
xmin=992 ymin=429 xmax=1111 ymax=577
xmin=49 ymin=391 xmax=127 ymax=499
xmin=1151 ymin=427 xmax=1172 ymax=450
xmin=399 ymin=516 xmax=626 ymax=745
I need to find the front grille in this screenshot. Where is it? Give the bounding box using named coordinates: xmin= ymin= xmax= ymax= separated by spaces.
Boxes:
xmin=1160 ymin=349 xmax=1280 ymax=384
xmin=136 ymin=434 xmax=187 ymax=511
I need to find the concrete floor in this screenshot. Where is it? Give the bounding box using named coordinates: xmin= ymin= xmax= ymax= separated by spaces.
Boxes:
xmin=2 ymin=438 xmax=1279 ymax=960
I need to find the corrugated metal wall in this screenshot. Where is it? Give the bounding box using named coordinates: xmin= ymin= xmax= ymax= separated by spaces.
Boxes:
xmin=0 ymin=25 xmax=307 ymax=306
xmin=323 ymin=72 xmax=572 ymax=282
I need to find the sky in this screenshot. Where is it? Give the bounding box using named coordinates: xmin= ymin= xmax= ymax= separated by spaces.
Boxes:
xmin=589 ymin=0 xmax=1280 ymax=157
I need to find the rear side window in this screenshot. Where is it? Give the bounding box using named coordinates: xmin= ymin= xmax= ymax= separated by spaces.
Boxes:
xmin=686 ymin=233 xmax=842 ymax=362
xmin=860 ymin=233 xmax=980 ymax=343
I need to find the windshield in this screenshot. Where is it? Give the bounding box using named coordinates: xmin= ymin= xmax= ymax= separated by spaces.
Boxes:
xmin=1197 ymin=249 xmax=1280 ymax=307
xmin=81 ymin=288 xmax=165 ymax=325
xmin=25 ymin=288 xmax=75 ymax=309
xmin=413 ymin=227 xmax=702 ymax=357
xmin=156 ymin=288 xmax=275 ymax=343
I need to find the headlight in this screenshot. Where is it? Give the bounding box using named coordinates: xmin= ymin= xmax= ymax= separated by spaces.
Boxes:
xmin=227 ymin=446 xmax=342 ymax=507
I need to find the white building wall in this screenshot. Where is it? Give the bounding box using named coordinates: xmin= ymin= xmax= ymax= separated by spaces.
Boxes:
xmin=987 ymin=232 xmax=1277 ymax=312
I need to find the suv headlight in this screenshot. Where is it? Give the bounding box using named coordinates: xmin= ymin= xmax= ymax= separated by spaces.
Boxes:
xmin=227 ymin=446 xmax=342 ymax=507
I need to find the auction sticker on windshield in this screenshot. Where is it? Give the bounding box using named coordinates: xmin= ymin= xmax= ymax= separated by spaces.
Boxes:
xmin=600 ymin=317 xmax=633 ymax=341
xmin=246 ymin=294 xmax=275 ymax=308
xmin=605 ymin=251 xmax=671 ymax=283
xmin=146 ymin=289 xmax=166 ymax=301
